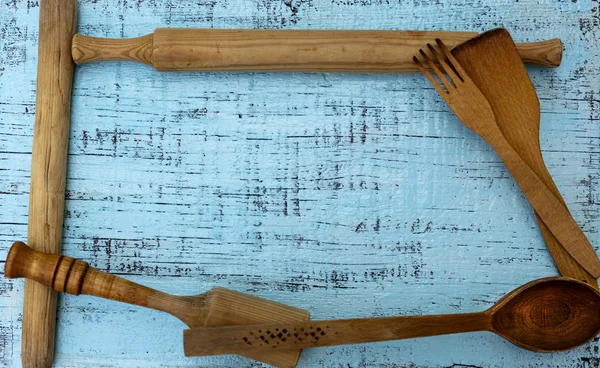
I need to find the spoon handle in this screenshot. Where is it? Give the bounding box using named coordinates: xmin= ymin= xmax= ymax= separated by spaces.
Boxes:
xmin=183 ymin=312 xmax=490 ymax=356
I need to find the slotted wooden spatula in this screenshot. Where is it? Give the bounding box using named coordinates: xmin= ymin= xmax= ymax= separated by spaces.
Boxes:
xmin=452 ymin=29 xmax=598 ymax=287
xmin=4 ymin=241 xmax=309 ymax=368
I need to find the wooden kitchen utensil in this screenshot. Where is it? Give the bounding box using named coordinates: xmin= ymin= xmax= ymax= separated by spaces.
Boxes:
xmin=451 ymin=29 xmax=598 ymax=287
xmin=184 ymin=277 xmax=600 ymax=355
xmin=23 ymin=1 xmax=78 ymax=367
xmin=4 ymin=242 xmax=309 ymax=368
xmin=71 ymin=29 xmax=563 ymax=72
xmin=413 ymin=38 xmax=600 ymax=278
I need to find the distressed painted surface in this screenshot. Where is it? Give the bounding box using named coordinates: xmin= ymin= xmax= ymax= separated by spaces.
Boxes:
xmin=1 ymin=1 xmax=599 ymax=367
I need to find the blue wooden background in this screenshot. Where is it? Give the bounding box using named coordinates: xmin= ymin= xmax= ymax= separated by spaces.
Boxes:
xmin=1 ymin=1 xmax=599 ymax=367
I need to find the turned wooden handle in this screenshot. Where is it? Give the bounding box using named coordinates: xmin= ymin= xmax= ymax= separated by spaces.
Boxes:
xmin=6 ymin=241 xmax=162 ymax=308
xmin=6 ymin=241 xmax=89 ymax=295
xmin=72 ymin=29 xmax=563 ymax=71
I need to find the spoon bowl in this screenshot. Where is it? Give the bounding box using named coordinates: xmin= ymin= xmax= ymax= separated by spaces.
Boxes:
xmin=491 ymin=277 xmax=600 ymax=352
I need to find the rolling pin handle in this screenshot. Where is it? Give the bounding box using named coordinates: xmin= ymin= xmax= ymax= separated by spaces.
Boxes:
xmin=72 ymin=34 xmax=154 ymax=66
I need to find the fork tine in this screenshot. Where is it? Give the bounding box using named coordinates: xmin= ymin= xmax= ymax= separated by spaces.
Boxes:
xmin=418 ymin=49 xmax=454 ymax=92
xmin=435 ymin=38 xmax=467 ymax=81
xmin=427 ymin=43 xmax=463 ymax=86
xmin=413 ymin=55 xmax=447 ymax=96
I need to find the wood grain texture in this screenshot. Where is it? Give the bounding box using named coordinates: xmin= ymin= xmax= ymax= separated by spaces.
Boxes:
xmin=1 ymin=1 xmax=599 ymax=367
xmin=71 ymin=29 xmax=563 ymax=71
xmin=21 ymin=1 xmax=77 ymax=367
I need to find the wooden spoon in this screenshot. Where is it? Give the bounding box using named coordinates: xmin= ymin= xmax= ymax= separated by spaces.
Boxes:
xmin=4 ymin=242 xmax=309 ymax=368
xmin=184 ymin=277 xmax=600 ymax=356
xmin=451 ymin=28 xmax=598 ymax=287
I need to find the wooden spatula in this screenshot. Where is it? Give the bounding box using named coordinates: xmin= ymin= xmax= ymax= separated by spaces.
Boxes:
xmin=4 ymin=241 xmax=309 ymax=368
xmin=451 ymin=29 xmax=598 ymax=287
xmin=412 ymin=38 xmax=600 ymax=278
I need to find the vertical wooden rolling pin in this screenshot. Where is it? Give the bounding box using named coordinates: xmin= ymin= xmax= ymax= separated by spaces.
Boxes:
xmin=71 ymin=29 xmax=563 ymax=72
xmin=22 ymin=1 xmax=77 ymax=367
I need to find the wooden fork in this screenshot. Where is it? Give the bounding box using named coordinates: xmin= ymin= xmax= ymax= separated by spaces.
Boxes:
xmin=413 ymin=39 xmax=600 ymax=278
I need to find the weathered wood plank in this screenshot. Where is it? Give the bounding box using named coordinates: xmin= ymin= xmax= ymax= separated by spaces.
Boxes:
xmin=0 ymin=0 xmax=598 ymax=367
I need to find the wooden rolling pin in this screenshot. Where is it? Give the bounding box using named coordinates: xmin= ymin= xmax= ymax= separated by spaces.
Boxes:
xmin=23 ymin=1 xmax=77 ymax=367
xmin=72 ymin=29 xmax=563 ymax=72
